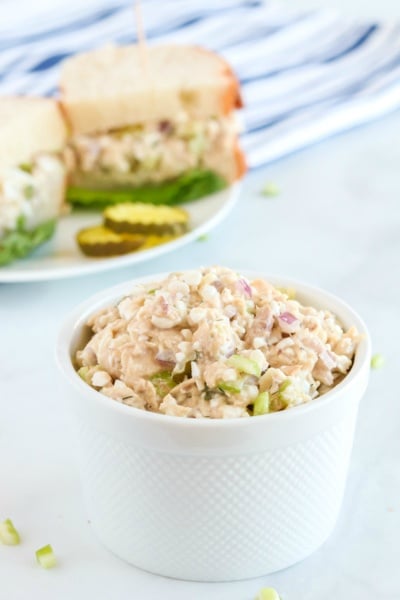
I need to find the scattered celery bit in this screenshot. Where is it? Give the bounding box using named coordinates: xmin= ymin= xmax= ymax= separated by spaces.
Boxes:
xmin=253 ymin=392 xmax=270 ymax=416
xmin=19 ymin=163 xmax=33 ymax=174
xmin=227 ymin=354 xmax=261 ymax=377
xmin=36 ymin=544 xmax=56 ymax=569
xmin=218 ymin=380 xmax=243 ymax=394
xmin=371 ymin=353 xmax=385 ymax=370
xmin=255 ymin=588 xmax=280 ymax=600
xmin=0 ymin=518 xmax=20 ymax=545
xmin=261 ymin=182 xmax=280 ymax=197
xmin=197 ymin=233 xmax=209 ymax=242
xmin=23 ymin=185 xmax=35 ymax=199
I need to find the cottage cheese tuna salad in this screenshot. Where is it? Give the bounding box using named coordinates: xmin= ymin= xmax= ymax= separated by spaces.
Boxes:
xmin=75 ymin=267 xmax=360 ymax=418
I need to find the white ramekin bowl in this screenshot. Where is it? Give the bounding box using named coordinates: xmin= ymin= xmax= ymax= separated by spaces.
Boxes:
xmin=56 ymin=272 xmax=371 ymax=582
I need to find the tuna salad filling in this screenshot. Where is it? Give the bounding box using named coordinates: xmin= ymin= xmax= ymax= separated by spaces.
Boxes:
xmin=75 ymin=267 xmax=360 ymax=419
xmin=0 ymin=155 xmax=65 ymax=238
xmin=65 ymin=115 xmax=239 ymax=186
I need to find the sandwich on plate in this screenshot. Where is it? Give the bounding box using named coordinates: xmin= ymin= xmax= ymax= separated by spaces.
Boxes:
xmin=0 ymin=98 xmax=67 ymax=265
xmin=60 ymin=44 xmax=246 ymax=208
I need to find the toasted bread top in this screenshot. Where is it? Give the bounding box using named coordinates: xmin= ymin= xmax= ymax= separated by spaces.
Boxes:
xmin=60 ymin=44 xmax=242 ymax=134
xmin=0 ymin=97 xmax=67 ymax=171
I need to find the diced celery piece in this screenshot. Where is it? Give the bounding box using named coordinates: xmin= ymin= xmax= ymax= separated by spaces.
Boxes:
xmin=0 ymin=518 xmax=20 ymax=545
xmin=271 ymin=379 xmax=292 ymax=409
xmin=141 ymin=153 xmax=160 ymax=170
xmin=278 ymin=379 xmax=291 ymax=395
xmin=269 ymin=381 xmax=292 ymax=412
xmin=150 ymin=370 xmax=174 ymax=382
xmin=77 ymin=366 xmax=91 ymax=384
xmin=23 ymin=185 xmax=35 ymax=199
xmin=255 ymin=588 xmax=280 ymax=600
xmin=19 ymin=163 xmax=33 ymax=174
xmin=277 ymin=286 xmax=296 ymax=299
xmin=189 ymin=132 xmax=206 ymax=156
xmin=218 ymin=380 xmax=243 ymax=394
xmin=371 ymin=353 xmax=385 ymax=370
xmin=227 ymin=354 xmax=261 ymax=377
xmin=36 ymin=544 xmax=56 ymax=569
xmin=253 ymin=392 xmax=270 ymax=416
xmin=150 ymin=371 xmax=175 ymax=397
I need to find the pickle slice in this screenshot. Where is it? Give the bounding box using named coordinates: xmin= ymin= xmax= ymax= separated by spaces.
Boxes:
xmin=140 ymin=234 xmax=180 ymax=250
xmin=76 ymin=226 xmax=145 ymax=257
xmin=103 ymin=202 xmax=189 ymax=236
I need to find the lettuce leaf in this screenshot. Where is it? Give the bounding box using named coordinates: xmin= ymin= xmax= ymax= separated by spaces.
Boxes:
xmin=0 ymin=218 xmax=56 ymax=266
xmin=66 ymin=169 xmax=227 ymax=210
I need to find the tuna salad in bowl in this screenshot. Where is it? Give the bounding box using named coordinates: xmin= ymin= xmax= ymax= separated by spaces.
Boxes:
xmin=57 ymin=268 xmax=370 ymax=582
xmin=75 ymin=267 xmax=360 ymax=418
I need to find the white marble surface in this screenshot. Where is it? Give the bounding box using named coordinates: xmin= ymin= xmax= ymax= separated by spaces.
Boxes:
xmin=1 ymin=110 xmax=400 ymax=599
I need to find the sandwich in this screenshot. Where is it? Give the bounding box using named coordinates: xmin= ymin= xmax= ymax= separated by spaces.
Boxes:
xmin=60 ymin=44 xmax=246 ymax=208
xmin=0 ymin=97 xmax=67 ymax=265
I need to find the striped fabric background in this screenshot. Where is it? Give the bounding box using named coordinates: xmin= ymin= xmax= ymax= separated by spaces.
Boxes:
xmin=1 ymin=0 xmax=400 ymax=167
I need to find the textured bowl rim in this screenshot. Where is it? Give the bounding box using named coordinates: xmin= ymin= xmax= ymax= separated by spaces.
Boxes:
xmin=56 ymin=269 xmax=371 ymax=429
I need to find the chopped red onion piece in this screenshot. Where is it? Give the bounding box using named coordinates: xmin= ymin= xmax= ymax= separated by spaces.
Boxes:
xmin=212 ymin=279 xmax=223 ymax=291
xmin=227 ymin=348 xmax=235 ymax=358
xmin=224 ymin=304 xmax=237 ymax=319
xmin=279 ymin=312 xmax=297 ymax=324
xmin=237 ymin=279 xmax=252 ymax=298
xmin=158 ymin=120 xmax=173 ymax=134
xmin=158 ymin=296 xmax=169 ymax=314
xmin=319 ymin=349 xmax=337 ymax=369
xmin=156 ymin=350 xmax=176 ymax=368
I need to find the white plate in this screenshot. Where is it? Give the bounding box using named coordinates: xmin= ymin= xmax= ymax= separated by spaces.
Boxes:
xmin=0 ymin=184 xmax=240 ymax=282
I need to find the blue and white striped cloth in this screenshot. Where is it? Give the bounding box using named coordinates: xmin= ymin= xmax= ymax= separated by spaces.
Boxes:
xmin=1 ymin=0 xmax=400 ymax=167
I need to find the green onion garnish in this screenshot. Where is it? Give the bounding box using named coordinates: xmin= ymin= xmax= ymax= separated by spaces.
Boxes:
xmin=0 ymin=518 xmax=20 ymax=545
xmin=36 ymin=544 xmax=56 ymax=569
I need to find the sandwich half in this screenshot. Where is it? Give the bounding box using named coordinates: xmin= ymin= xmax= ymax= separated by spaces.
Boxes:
xmin=0 ymin=97 xmax=67 ymax=265
xmin=60 ymin=44 xmax=246 ymax=208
